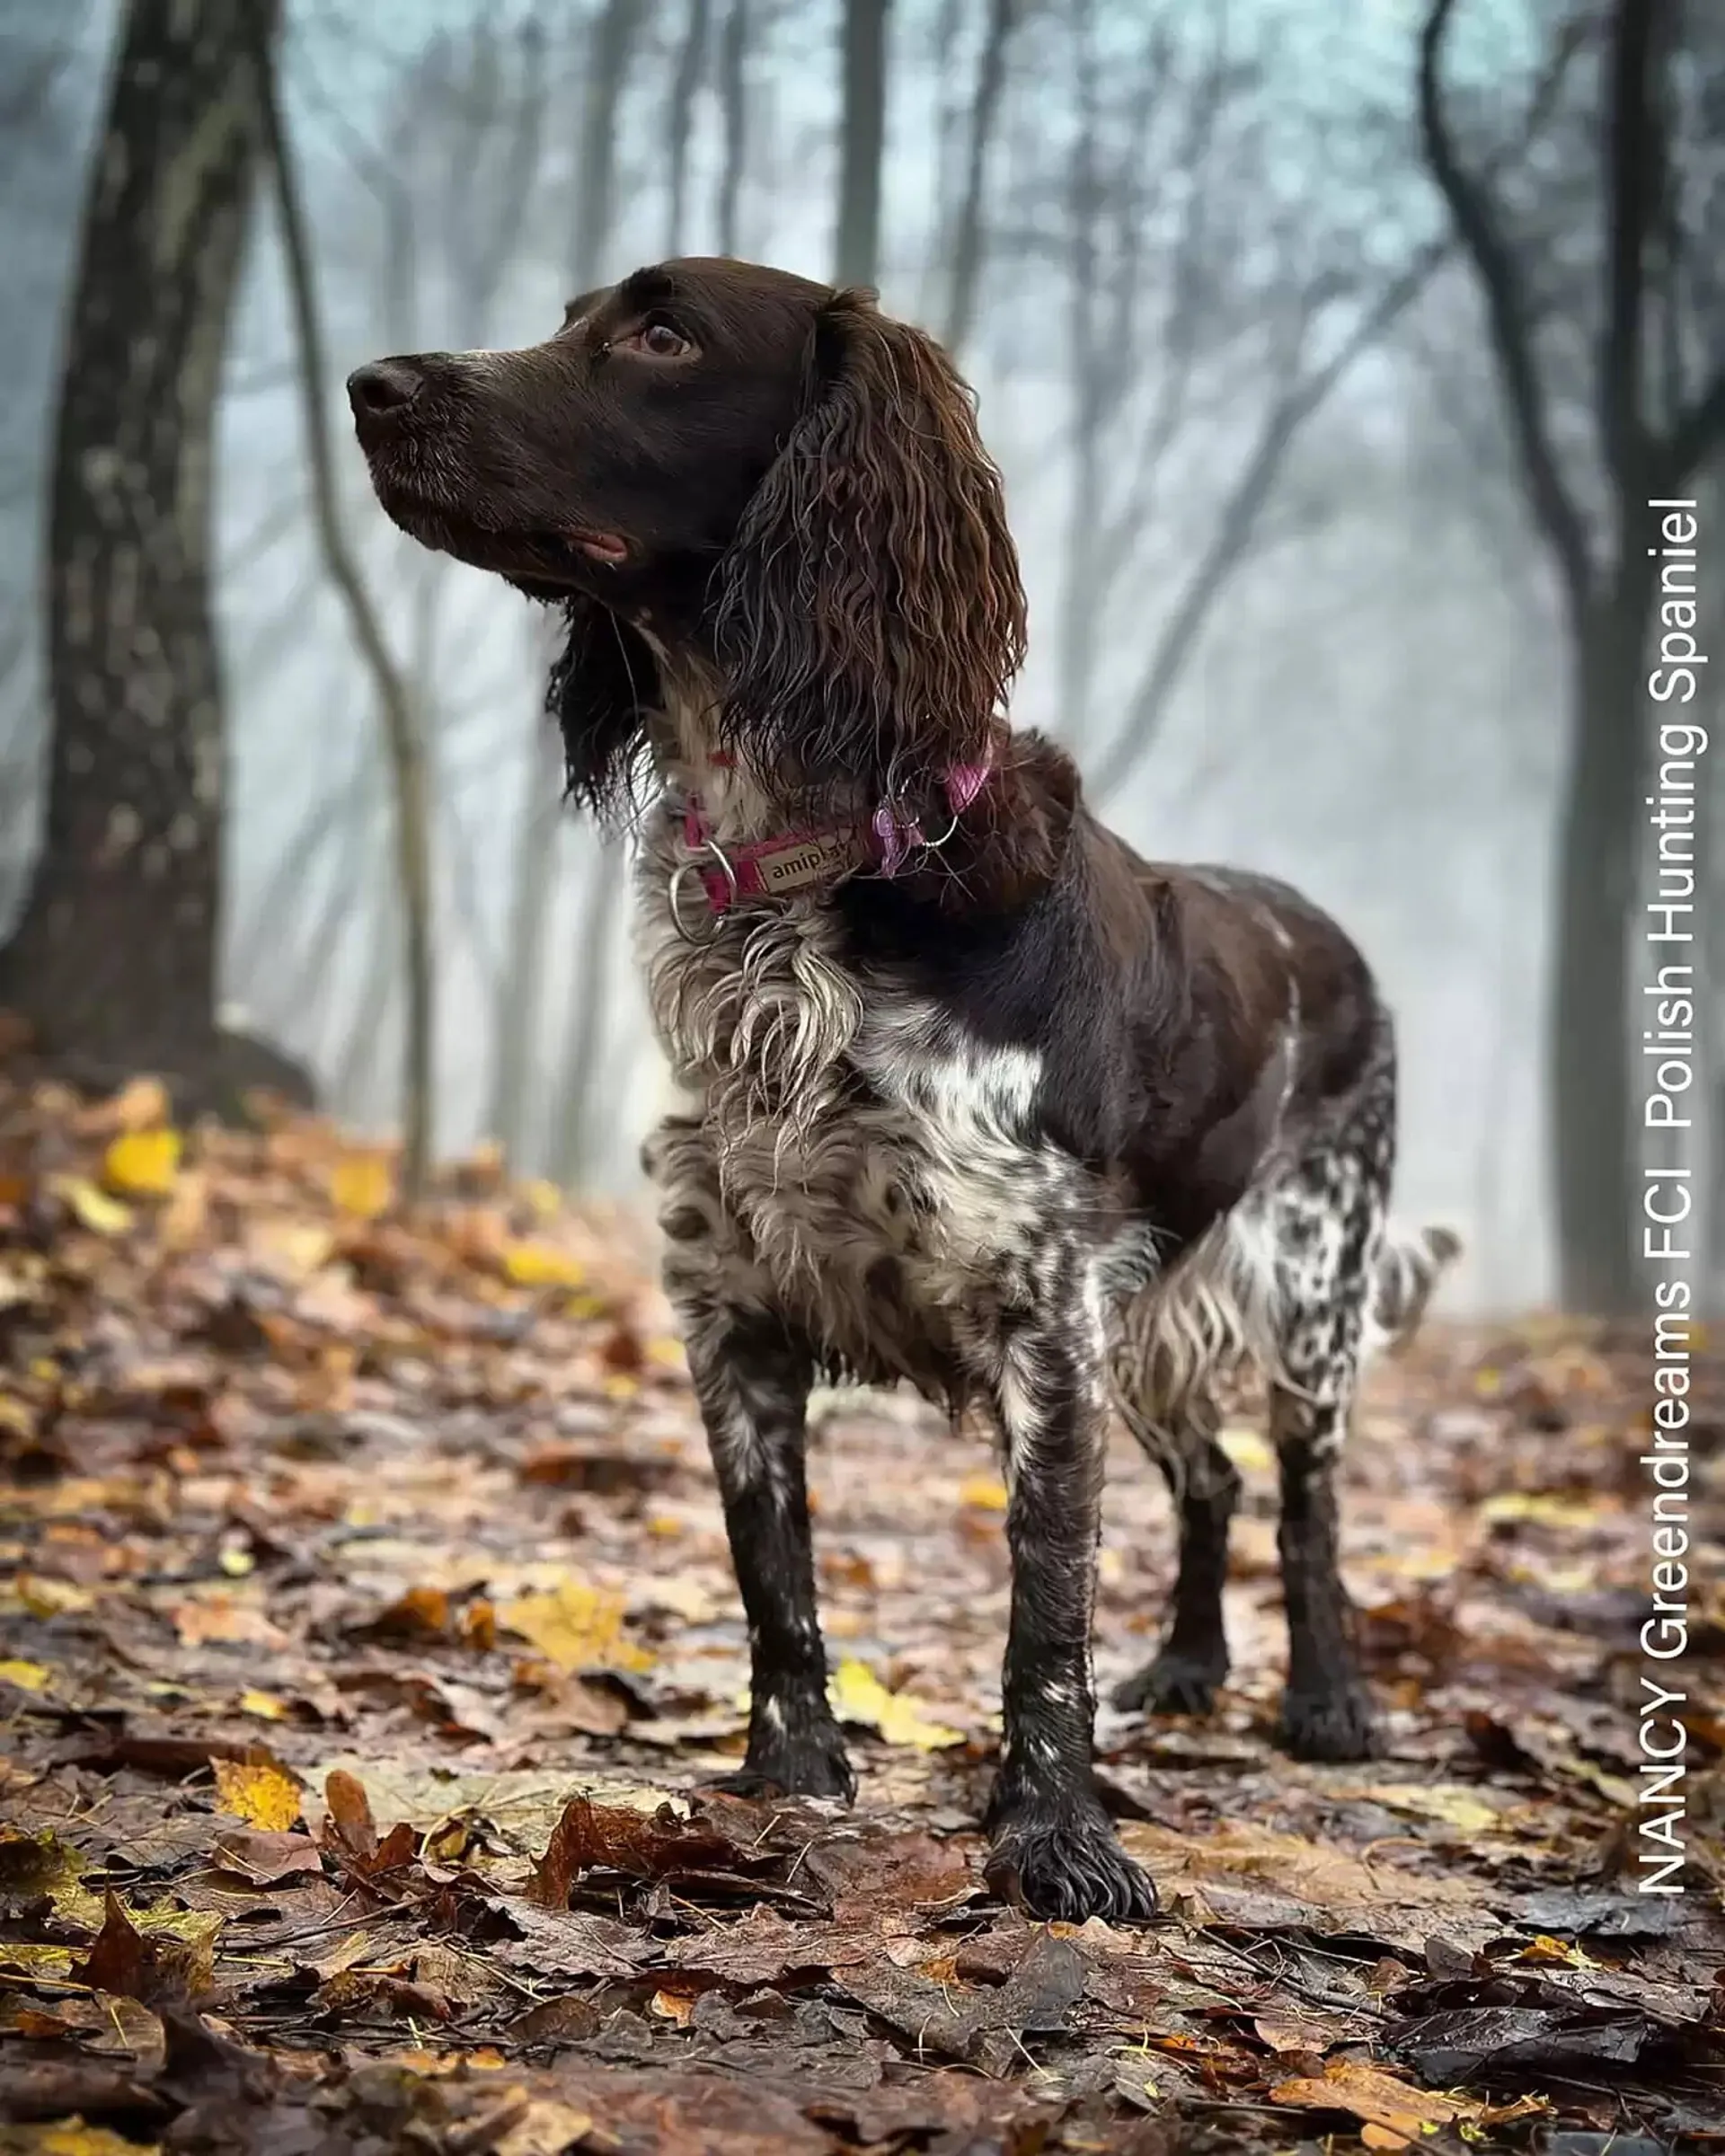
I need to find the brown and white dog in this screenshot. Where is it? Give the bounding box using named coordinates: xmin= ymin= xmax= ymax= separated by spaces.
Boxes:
xmin=349 ymin=259 xmax=1456 ymax=1923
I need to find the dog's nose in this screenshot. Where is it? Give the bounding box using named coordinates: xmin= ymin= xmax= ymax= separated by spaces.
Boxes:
xmin=347 ymin=358 xmax=425 ymax=418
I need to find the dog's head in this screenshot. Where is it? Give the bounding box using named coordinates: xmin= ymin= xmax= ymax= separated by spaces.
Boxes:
xmin=349 ymin=258 xmax=1027 ymax=817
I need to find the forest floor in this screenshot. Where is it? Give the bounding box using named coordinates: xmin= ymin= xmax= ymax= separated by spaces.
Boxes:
xmin=1 ymin=1069 xmax=1722 ymax=2156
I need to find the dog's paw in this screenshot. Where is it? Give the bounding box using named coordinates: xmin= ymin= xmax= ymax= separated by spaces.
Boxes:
xmin=1277 ymin=1684 xmax=1378 ymax=1763
xmin=985 ymin=1799 xmax=1157 ymax=1924
xmin=1112 ymin=1647 xmax=1226 ymax=1718
xmin=714 ymin=1715 xmax=856 ymax=1802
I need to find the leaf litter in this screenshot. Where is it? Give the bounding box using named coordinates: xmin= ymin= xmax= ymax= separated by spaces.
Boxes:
xmin=0 ymin=1063 xmax=1721 ymax=2152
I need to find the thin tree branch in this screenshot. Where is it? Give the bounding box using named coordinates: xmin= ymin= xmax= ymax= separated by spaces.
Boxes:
xmin=1600 ymin=0 xmax=1655 ymax=508
xmin=254 ymin=29 xmax=437 ymax=1197
xmin=1089 ymin=233 xmax=1453 ymax=804
xmin=1417 ymin=0 xmax=1593 ymax=615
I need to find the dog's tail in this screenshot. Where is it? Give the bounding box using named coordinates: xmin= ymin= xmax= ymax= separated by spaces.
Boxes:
xmin=1371 ymin=1223 xmax=1462 ymax=1353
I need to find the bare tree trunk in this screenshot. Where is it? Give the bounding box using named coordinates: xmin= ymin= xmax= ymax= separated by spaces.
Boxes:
xmin=1418 ymin=0 xmax=1725 ymax=1310
xmin=490 ymin=0 xmax=646 ymax=1165
xmin=666 ymin=0 xmax=712 ymax=255
xmin=256 ymin=27 xmax=436 ymax=1195
xmin=553 ymin=845 xmax=628 ymax=1186
xmin=940 ymin=0 xmax=1017 ymax=363
xmin=489 ymin=710 xmax=565 ymax=1161
xmin=1552 ymin=587 xmax=1650 ymax=1312
xmin=715 ymin=0 xmax=748 ymax=254
xmin=835 ymin=0 xmax=890 ymax=288
xmin=0 ymin=0 xmax=300 ymax=1109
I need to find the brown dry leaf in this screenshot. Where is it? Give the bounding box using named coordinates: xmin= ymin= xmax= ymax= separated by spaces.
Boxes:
xmin=170 ymin=1591 xmax=288 ymax=1649
xmin=490 ymin=2098 xmax=596 ymax=2156
xmin=74 ymin=1074 xmax=169 ymax=1132
xmin=1270 ymin=2058 xmax=1476 ymax=2149
xmin=323 ymin=1767 xmax=377 ymax=1859
xmin=529 ymin=1794 xmax=750 ymax=1904
xmin=212 ymin=1827 xmax=323 ymax=1885
xmin=211 ymin=1757 xmax=303 ymax=1832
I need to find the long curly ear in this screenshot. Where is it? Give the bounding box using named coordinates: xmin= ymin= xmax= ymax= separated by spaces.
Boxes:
xmin=710 ymin=290 xmax=1026 ymax=806
xmin=544 ymin=596 xmax=659 ymax=820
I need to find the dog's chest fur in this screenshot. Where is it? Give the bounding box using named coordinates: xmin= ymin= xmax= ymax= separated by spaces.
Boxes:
xmin=636 ymin=822 xmax=1093 ymax=1391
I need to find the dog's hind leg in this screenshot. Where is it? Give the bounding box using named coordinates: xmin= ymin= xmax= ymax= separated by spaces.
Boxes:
xmin=1110 ymin=1387 xmax=1240 ymax=1717
xmin=1267 ymin=1053 xmax=1397 ymax=1763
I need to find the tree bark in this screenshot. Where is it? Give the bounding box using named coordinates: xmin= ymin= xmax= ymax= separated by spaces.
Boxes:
xmin=0 ymin=0 xmax=292 ymax=1104
xmin=835 ymin=0 xmax=890 ymax=288
xmin=940 ymin=0 xmax=1016 ymax=362
xmin=489 ymin=0 xmax=646 ymax=1167
xmin=666 ymin=0 xmax=712 ymax=256
xmin=255 ymin=24 xmax=436 ymax=1197
xmin=1551 ymin=584 xmax=1650 ymax=1313
xmin=715 ymin=0 xmax=748 ymax=255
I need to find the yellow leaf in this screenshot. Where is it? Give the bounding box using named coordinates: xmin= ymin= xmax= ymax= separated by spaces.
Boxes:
xmin=957 ymin=1473 xmax=1009 ymax=1512
xmin=499 ymin=1578 xmax=654 ymax=1674
xmin=828 ymin=1657 xmax=963 ymax=1750
xmin=239 ymin=1689 xmax=289 ymax=1721
xmin=212 ymin=1758 xmax=303 ymax=1832
xmin=51 ymin=1176 xmax=132 ymax=1236
xmin=644 ymin=1336 xmax=686 ymax=1371
xmin=102 ymin=1126 xmax=181 ymax=1197
xmin=1356 ymin=1782 xmax=1510 ymax=1837
xmin=0 ymin=1658 xmax=50 ymax=1692
xmin=8 ymin=2119 xmax=151 ymax=2153
xmin=521 ymin=1179 xmax=562 ymax=1220
xmin=1480 ymin=1491 xmax=1600 ymax=1531
xmin=218 ymin=1545 xmax=254 ymax=1577
xmin=17 ymin=1575 xmax=94 ymax=1618
xmin=1217 ymin=1423 xmax=1275 ymax=1473
xmin=501 ymin=1240 xmax=587 ymax=1288
xmin=330 ymin=1152 xmax=394 ymax=1219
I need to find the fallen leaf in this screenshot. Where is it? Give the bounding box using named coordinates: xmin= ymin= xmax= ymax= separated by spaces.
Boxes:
xmin=500 ymin=1577 xmax=653 ymax=1674
xmin=49 ymin=1175 xmax=132 ymax=1236
xmin=211 ymin=1757 xmax=303 ymax=1832
xmin=828 ymin=1657 xmax=964 ymax=1750
xmin=493 ymin=2099 xmax=597 ymax=2156
xmin=1270 ymin=2057 xmax=1475 ymax=2148
xmin=957 ymin=1472 xmax=1008 ymax=1511
xmin=0 ymin=1657 xmax=50 ymax=1692
xmin=330 ymin=1151 xmax=394 ymax=1219
xmin=500 ymin=1239 xmax=587 ymax=1288
xmin=102 ymin=1126 xmax=181 ymax=1197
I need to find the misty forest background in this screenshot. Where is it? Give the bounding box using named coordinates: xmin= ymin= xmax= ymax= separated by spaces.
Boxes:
xmin=0 ymin=0 xmax=1721 ymax=1320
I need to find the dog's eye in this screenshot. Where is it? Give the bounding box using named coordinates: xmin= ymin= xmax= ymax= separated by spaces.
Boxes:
xmin=620 ymin=321 xmax=693 ymax=359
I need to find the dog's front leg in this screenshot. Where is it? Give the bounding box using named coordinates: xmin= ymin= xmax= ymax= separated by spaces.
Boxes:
xmin=648 ymin=1118 xmax=853 ymax=1798
xmin=686 ymin=1300 xmax=853 ymax=1798
xmin=980 ymin=1284 xmax=1157 ymax=1924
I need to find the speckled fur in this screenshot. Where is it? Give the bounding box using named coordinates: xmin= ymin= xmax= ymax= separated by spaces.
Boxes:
xmin=349 ymin=255 xmax=1459 ymax=1926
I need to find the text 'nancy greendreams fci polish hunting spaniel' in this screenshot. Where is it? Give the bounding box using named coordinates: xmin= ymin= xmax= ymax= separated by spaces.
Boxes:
xmin=349 ymin=258 xmax=1458 ymax=1924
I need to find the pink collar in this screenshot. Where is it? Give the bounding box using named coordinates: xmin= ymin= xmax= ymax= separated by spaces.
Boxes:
xmin=676 ymin=760 xmax=993 ymax=917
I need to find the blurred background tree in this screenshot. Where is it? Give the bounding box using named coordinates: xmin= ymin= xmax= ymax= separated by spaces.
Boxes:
xmin=0 ymin=0 xmax=1719 ymax=1313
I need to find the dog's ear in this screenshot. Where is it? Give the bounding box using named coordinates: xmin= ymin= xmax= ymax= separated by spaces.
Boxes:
xmin=711 ymin=290 xmax=1026 ymax=806
xmin=544 ymin=596 xmax=659 ymax=819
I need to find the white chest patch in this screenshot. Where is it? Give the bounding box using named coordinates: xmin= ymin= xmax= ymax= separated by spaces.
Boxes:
xmin=635 ymin=829 xmax=1084 ymax=1386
